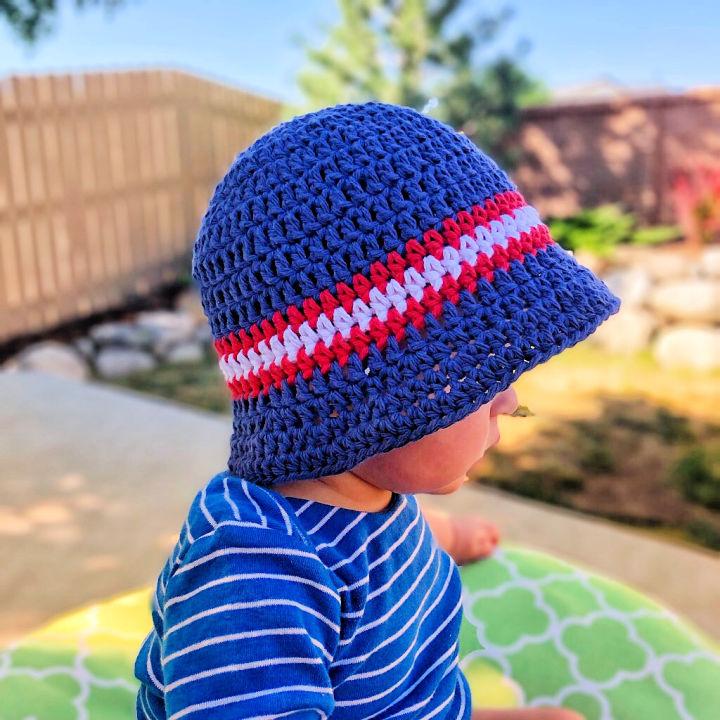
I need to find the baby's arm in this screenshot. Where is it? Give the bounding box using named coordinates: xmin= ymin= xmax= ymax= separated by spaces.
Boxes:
xmin=161 ymin=523 xmax=340 ymax=718
xmin=420 ymin=503 xmax=499 ymax=564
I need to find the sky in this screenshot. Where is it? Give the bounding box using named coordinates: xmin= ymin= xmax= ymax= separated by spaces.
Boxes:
xmin=0 ymin=0 xmax=718 ymax=102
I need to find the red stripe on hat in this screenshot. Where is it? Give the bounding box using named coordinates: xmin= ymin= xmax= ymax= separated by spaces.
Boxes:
xmin=224 ymin=223 xmax=552 ymax=400
xmin=213 ymin=189 xmax=526 ymax=359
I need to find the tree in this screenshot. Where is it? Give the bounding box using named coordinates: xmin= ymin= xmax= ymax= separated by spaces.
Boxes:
xmin=0 ymin=0 xmax=123 ymax=43
xmin=294 ymin=0 xmax=549 ymax=167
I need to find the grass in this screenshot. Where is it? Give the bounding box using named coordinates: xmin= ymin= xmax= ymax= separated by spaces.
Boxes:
xmin=474 ymin=346 xmax=720 ymax=552
xmin=105 ymin=346 xmax=232 ymax=415
xmin=98 ymin=344 xmax=720 ymax=553
xmin=672 ymin=445 xmax=720 ymax=510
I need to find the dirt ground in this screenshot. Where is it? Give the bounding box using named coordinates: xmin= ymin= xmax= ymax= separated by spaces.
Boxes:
xmin=476 ymin=346 xmax=720 ymax=550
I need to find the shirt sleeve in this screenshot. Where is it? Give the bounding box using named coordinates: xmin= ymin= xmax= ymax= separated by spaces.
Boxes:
xmin=161 ymin=522 xmax=340 ymax=719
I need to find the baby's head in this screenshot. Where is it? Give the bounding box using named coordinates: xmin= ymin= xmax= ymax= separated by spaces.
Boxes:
xmin=191 ymin=102 xmax=620 ymax=489
xmin=355 ymin=386 xmax=518 ymax=496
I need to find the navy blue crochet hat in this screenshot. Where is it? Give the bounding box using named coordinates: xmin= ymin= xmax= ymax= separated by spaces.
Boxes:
xmin=192 ymin=101 xmax=620 ymax=486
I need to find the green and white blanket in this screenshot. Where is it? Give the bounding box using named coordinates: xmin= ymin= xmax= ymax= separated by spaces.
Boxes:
xmin=1 ymin=547 xmax=718 ymax=719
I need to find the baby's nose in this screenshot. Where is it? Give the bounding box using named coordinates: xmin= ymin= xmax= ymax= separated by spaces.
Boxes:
xmin=491 ymin=386 xmax=519 ymax=417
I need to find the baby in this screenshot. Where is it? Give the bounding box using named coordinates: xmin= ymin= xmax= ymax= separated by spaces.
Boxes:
xmin=134 ymin=101 xmax=620 ymax=719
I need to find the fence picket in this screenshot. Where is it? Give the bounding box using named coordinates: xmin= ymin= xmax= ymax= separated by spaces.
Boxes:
xmin=0 ymin=69 xmax=281 ymax=343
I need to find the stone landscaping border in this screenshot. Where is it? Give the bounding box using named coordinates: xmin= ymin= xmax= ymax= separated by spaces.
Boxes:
xmin=580 ymin=245 xmax=720 ymax=370
xmin=1 ymin=288 xmax=211 ymax=382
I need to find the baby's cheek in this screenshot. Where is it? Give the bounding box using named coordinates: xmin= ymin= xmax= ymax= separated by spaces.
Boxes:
xmin=425 ymin=434 xmax=487 ymax=486
xmin=455 ymin=411 xmax=494 ymax=458
xmin=413 ymin=410 xmax=493 ymax=481
xmin=357 ymin=404 xmax=495 ymax=493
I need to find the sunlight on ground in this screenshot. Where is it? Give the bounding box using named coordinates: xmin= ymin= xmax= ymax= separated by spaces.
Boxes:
xmin=493 ymin=345 xmax=720 ymax=451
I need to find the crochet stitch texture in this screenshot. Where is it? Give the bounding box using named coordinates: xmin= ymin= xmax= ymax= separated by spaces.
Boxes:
xmin=191 ymin=101 xmax=621 ymax=485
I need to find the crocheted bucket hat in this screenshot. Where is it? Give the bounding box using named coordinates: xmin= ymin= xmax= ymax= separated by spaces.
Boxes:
xmin=192 ymin=101 xmax=620 ymax=486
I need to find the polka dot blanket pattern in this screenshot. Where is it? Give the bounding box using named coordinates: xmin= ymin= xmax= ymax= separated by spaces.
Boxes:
xmin=191 ymin=102 xmax=621 ymax=485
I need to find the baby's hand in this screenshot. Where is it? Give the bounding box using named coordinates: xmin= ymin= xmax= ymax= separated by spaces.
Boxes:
xmin=449 ymin=514 xmax=500 ymax=565
xmin=420 ymin=506 xmax=499 ymax=564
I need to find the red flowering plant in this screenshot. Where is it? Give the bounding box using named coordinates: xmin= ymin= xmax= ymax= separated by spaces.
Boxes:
xmin=670 ymin=165 xmax=720 ymax=251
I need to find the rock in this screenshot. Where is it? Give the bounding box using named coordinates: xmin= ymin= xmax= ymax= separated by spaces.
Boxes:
xmin=95 ymin=348 xmax=156 ymax=378
xmin=72 ymin=336 xmax=95 ymax=360
xmin=13 ymin=341 xmax=89 ymax=381
xmin=164 ymin=341 xmax=204 ymax=364
xmin=649 ymin=280 xmax=720 ymax=322
xmin=0 ymin=357 xmax=20 ymax=373
xmin=653 ymin=326 xmax=720 ymax=371
xmin=135 ymin=309 xmax=197 ymax=336
xmin=591 ymin=308 xmax=657 ymax=355
xmin=134 ymin=310 xmax=197 ymax=355
xmin=194 ymin=324 xmax=213 ymax=346
xmin=573 ymin=250 xmax=606 ymax=276
xmin=90 ymin=321 xmax=153 ymax=349
xmin=601 ymin=268 xmax=651 ymax=307
xmin=642 ymin=250 xmax=697 ymax=281
xmin=175 ymin=287 xmax=206 ymax=324
xmin=701 ymin=246 xmax=720 ymax=278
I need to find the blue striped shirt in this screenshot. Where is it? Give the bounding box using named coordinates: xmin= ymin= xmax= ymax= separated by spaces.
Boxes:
xmin=134 ymin=470 xmax=470 ymax=719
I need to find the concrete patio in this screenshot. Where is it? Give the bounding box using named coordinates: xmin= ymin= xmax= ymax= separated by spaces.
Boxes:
xmin=1 ymin=370 xmax=719 ymax=646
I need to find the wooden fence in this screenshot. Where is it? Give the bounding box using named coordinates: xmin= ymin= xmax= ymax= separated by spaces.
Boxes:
xmin=0 ymin=69 xmax=281 ymax=344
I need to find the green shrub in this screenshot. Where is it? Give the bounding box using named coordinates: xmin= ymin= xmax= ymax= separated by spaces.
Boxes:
xmin=571 ymin=420 xmax=616 ymax=474
xmin=655 ymin=408 xmax=694 ymax=444
xmin=686 ymin=520 xmax=720 ymax=551
xmin=671 ymin=446 xmax=720 ymax=510
xmin=495 ymin=471 xmax=561 ymax=504
xmin=633 ymin=225 xmax=683 ymax=246
xmin=549 ymin=205 xmax=634 ymax=256
xmin=548 ymin=204 xmax=682 ymax=256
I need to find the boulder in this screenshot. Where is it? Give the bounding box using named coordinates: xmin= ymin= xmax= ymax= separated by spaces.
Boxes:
xmin=134 ymin=310 xmax=197 ymax=355
xmin=653 ymin=326 xmax=720 ymax=371
xmin=701 ymin=246 xmax=720 ymax=278
xmin=591 ymin=308 xmax=657 ymax=355
xmin=95 ymin=348 xmax=156 ymax=378
xmin=174 ymin=287 xmax=206 ymax=324
xmin=601 ymin=267 xmax=651 ymax=307
xmin=0 ymin=357 xmax=20 ymax=373
xmin=649 ymin=280 xmax=720 ymax=323
xmin=13 ymin=341 xmax=89 ymax=381
xmin=164 ymin=342 xmax=204 ymax=364
xmin=641 ymin=250 xmax=697 ymax=281
xmin=72 ymin=336 xmax=95 ymax=360
xmin=194 ymin=324 xmax=213 ymax=346
xmin=90 ymin=321 xmax=153 ymax=349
